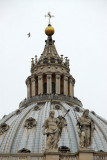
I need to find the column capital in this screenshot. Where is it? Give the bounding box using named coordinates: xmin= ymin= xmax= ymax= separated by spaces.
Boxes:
xmin=31 ymin=75 xmax=35 ymax=82
xmin=38 ymin=73 xmax=43 ymax=80
xmin=56 ymin=74 xmax=60 ymax=79
xmin=47 ymin=75 xmax=52 ymax=79
xmin=64 ymin=76 xmax=68 ymax=81
xmin=26 ymin=77 xmax=31 ymax=85
xmin=69 ymin=76 xmax=75 ymax=85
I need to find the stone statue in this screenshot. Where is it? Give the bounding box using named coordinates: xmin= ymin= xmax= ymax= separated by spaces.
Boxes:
xmin=77 ymin=109 xmax=95 ymax=148
xmin=42 ymin=110 xmax=67 ymax=151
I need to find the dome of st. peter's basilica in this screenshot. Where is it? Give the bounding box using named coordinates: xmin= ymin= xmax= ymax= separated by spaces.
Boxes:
xmin=0 ymin=16 xmax=107 ymax=160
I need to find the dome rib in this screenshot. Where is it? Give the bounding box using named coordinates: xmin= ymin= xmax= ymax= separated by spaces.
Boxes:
xmin=14 ymin=104 xmax=36 ymax=153
xmin=61 ymin=102 xmax=79 ymax=153
xmin=5 ymin=105 xmax=35 ymax=153
xmin=0 ymin=111 xmax=16 ymax=126
xmin=0 ymin=102 xmax=107 ymax=153
xmin=89 ymin=113 xmax=107 ymax=140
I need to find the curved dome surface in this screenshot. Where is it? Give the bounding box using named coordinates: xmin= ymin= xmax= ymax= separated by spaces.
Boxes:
xmin=0 ymin=102 xmax=107 ymax=154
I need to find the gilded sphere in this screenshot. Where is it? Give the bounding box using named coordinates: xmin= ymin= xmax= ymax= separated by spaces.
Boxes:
xmin=45 ymin=26 xmax=55 ymax=36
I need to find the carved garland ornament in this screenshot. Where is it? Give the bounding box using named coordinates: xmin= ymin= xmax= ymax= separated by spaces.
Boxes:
xmin=24 ymin=117 xmax=37 ymax=129
xmin=33 ymin=105 xmax=40 ymax=111
xmin=0 ymin=123 xmax=9 ymax=135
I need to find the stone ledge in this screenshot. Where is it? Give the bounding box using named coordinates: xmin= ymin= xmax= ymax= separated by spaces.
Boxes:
xmin=19 ymin=94 xmax=82 ymax=108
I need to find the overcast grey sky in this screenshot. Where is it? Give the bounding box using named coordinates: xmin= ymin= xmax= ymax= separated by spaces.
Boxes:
xmin=0 ymin=0 xmax=107 ymax=119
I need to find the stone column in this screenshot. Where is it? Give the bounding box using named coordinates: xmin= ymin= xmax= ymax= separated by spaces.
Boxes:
xmin=47 ymin=74 xmax=52 ymax=94
xmin=64 ymin=75 xmax=68 ymax=96
xmin=31 ymin=76 xmax=35 ymax=97
xmin=27 ymin=79 xmax=31 ymax=98
xmin=38 ymin=74 xmax=43 ymax=94
xmin=56 ymin=74 xmax=60 ymax=94
xmin=69 ymin=78 xmax=74 ymax=97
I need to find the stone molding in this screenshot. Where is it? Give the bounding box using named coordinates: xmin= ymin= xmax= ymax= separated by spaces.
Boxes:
xmin=0 ymin=152 xmax=107 ymax=160
xmin=19 ymin=95 xmax=82 ymax=108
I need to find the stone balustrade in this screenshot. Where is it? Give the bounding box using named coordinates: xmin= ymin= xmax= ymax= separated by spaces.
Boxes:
xmin=19 ymin=94 xmax=82 ymax=108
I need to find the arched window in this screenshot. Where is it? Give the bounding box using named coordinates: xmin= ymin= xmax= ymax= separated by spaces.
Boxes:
xmin=52 ymin=82 xmax=55 ymax=94
xmin=44 ymin=83 xmax=47 ymax=94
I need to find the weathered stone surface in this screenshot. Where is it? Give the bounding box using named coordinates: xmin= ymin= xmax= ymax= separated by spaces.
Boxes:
xmin=42 ymin=110 xmax=67 ymax=151
xmin=77 ymin=109 xmax=95 ymax=148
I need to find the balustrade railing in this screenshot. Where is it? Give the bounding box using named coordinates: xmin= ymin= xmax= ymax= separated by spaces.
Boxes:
xmin=19 ymin=94 xmax=82 ymax=108
xmin=94 ymin=153 xmax=107 ymax=160
xmin=0 ymin=154 xmax=45 ymax=160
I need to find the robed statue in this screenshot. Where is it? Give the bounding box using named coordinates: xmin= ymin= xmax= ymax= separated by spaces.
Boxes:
xmin=42 ymin=110 xmax=67 ymax=151
xmin=77 ymin=109 xmax=95 ymax=148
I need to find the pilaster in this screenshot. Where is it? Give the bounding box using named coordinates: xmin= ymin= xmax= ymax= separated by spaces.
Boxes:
xmin=64 ymin=75 xmax=68 ymax=96
xmin=38 ymin=74 xmax=43 ymax=94
xmin=69 ymin=78 xmax=74 ymax=97
xmin=56 ymin=74 xmax=60 ymax=94
xmin=26 ymin=79 xmax=31 ymax=98
xmin=47 ymin=73 xmax=52 ymax=94
xmin=31 ymin=76 xmax=35 ymax=97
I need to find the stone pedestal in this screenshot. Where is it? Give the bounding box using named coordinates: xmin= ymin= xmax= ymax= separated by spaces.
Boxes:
xmin=45 ymin=152 xmax=59 ymax=160
xmin=79 ymin=149 xmax=94 ymax=160
xmin=69 ymin=78 xmax=74 ymax=97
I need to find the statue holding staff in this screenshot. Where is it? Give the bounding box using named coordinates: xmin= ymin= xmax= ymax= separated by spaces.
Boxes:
xmin=42 ymin=110 xmax=68 ymax=151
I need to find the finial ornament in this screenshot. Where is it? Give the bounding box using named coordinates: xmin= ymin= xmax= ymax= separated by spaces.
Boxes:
xmin=45 ymin=12 xmax=54 ymax=24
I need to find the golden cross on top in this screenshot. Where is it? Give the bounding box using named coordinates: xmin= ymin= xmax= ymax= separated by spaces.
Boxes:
xmin=45 ymin=12 xmax=54 ymax=24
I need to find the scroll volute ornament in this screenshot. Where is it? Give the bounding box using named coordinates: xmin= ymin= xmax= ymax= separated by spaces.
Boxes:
xmin=77 ymin=109 xmax=95 ymax=148
xmin=0 ymin=123 xmax=9 ymax=135
xmin=24 ymin=117 xmax=37 ymax=129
